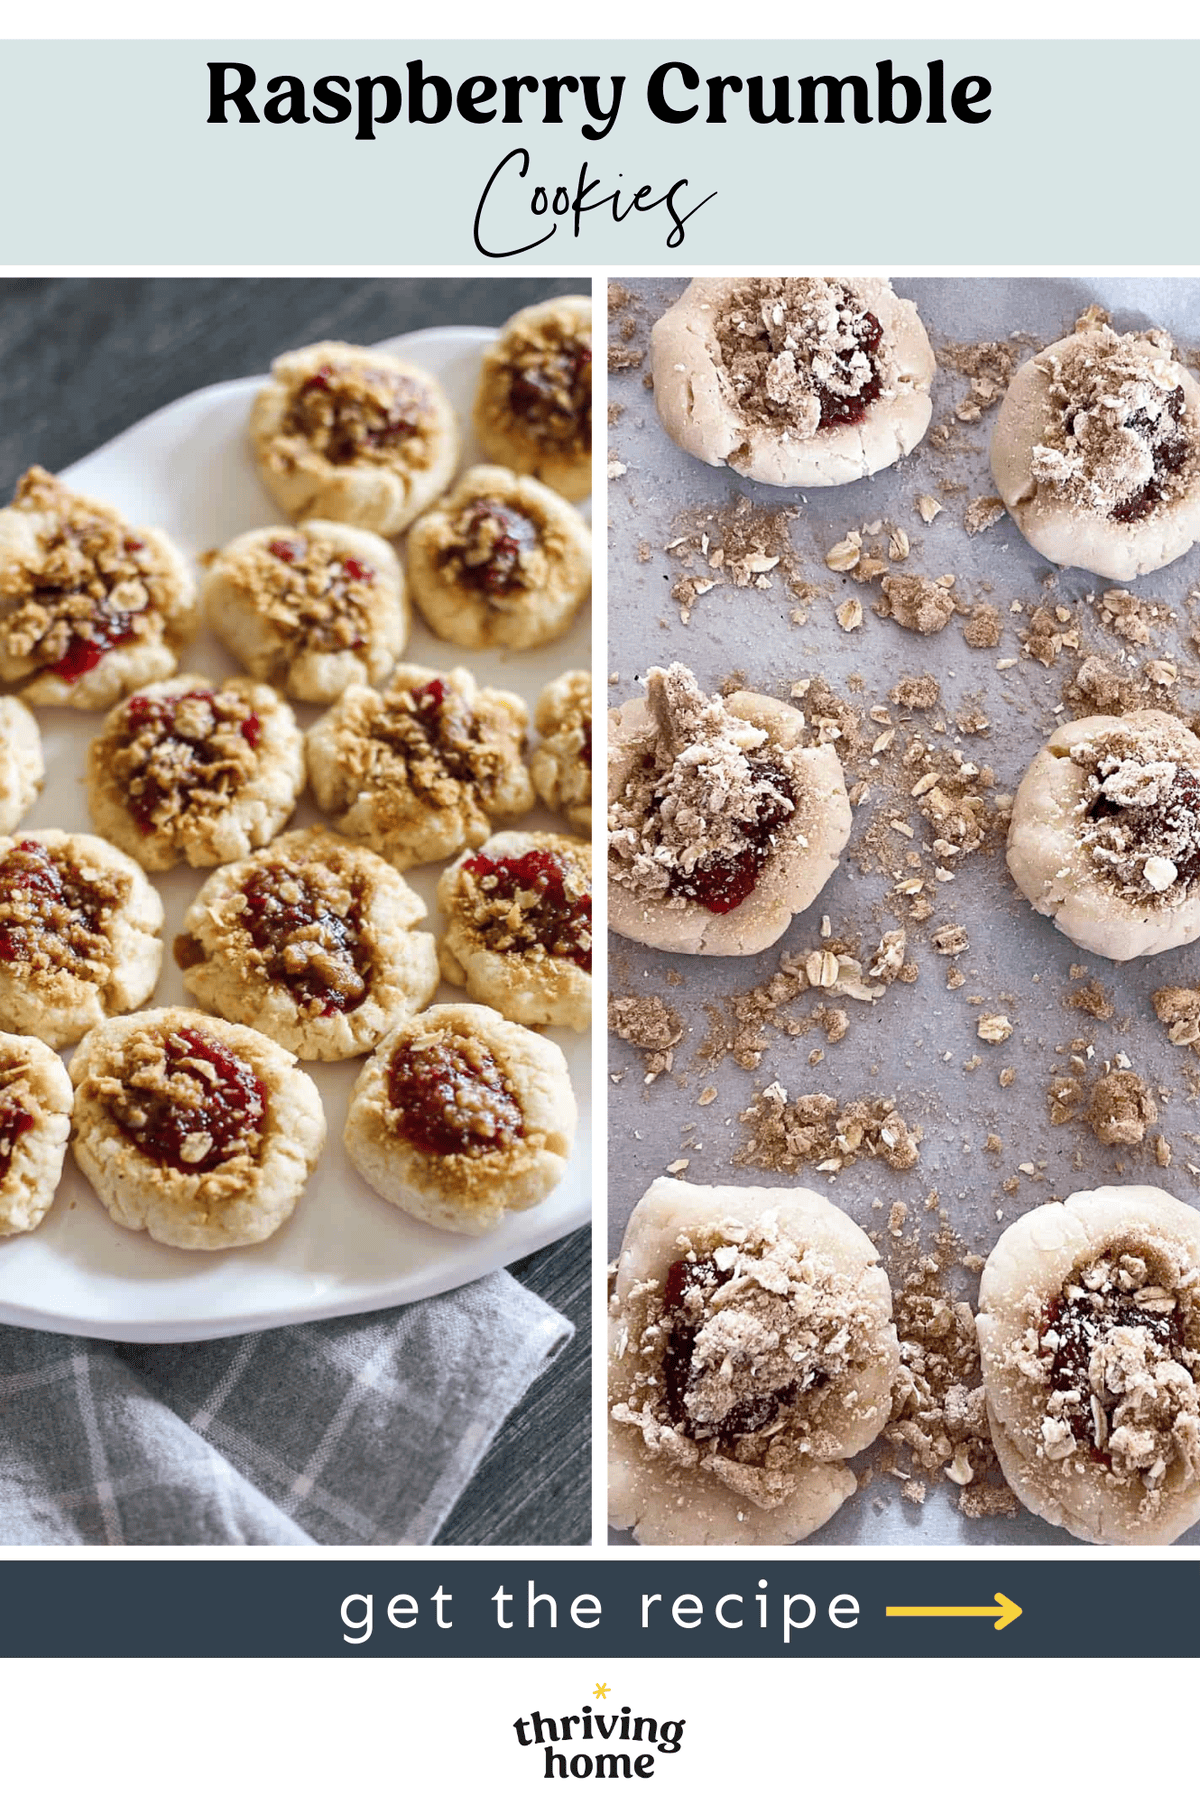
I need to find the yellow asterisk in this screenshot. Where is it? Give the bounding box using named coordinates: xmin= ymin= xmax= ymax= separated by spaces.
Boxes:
xmin=593 ymin=1683 xmax=610 ymax=1699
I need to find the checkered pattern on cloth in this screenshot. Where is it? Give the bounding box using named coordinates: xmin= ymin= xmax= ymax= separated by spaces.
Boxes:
xmin=0 ymin=1271 xmax=570 ymax=1545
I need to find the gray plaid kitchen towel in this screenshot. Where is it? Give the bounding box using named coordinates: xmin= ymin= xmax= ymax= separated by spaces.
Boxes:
xmin=0 ymin=1272 xmax=570 ymax=1545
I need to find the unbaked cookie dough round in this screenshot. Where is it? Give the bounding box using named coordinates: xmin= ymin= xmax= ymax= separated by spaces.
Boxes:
xmin=977 ymin=1185 xmax=1200 ymax=1545
xmin=0 ymin=1033 xmax=73 ymax=1236
xmin=174 ymin=827 xmax=439 ymax=1062
xmin=609 ymin=1177 xmax=899 ymax=1546
xmin=306 ymin=664 xmax=534 ymax=870
xmin=87 ymin=675 xmax=306 ymax=872
xmin=437 ymin=830 xmax=591 ymax=1032
xmin=405 ymin=465 xmax=590 ymax=651
xmin=608 ymin=663 xmax=852 ymax=957
xmin=473 ymin=297 xmax=591 ymax=501
xmin=0 ymin=466 xmax=197 ymax=708
xmin=344 ymin=1002 xmax=576 ymax=1236
xmin=991 ymin=322 xmax=1200 ymax=580
xmin=69 ymin=1007 xmax=325 ymax=1251
xmin=650 ymin=277 xmax=935 ymax=488
xmin=0 ymin=831 xmax=163 ymax=1049
xmin=250 ymin=340 xmax=459 ymax=536
xmin=530 ymin=669 xmax=591 ymax=835
xmin=202 ymin=520 xmax=407 ymax=702
xmin=1007 ymin=709 xmax=1200 ymax=960
xmin=0 ymin=697 xmax=44 ymax=834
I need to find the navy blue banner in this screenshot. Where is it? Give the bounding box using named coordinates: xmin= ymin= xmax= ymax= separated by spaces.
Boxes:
xmin=0 ymin=1560 xmax=1194 ymax=1657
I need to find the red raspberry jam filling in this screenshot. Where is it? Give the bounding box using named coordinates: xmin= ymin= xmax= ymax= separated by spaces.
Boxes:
xmin=814 ymin=309 xmax=883 ymax=430
xmin=667 ymin=758 xmax=795 ymax=915
xmin=453 ymin=499 xmax=540 ymax=596
xmin=387 ymin=1033 xmax=524 ymax=1158
xmin=0 ymin=839 xmax=108 ymax=972
xmin=463 ymin=847 xmax=591 ymax=972
xmin=50 ymin=606 xmax=138 ymax=683
xmin=509 ymin=338 xmax=592 ymax=448
xmin=119 ymin=688 xmax=262 ymax=833
xmin=240 ymin=864 xmax=369 ymax=1017
xmin=289 ymin=362 xmax=428 ymax=464
xmin=660 ymin=1256 xmax=801 ymax=1438
xmin=0 ymin=1096 xmax=34 ymax=1183
xmin=115 ymin=1026 xmax=266 ymax=1174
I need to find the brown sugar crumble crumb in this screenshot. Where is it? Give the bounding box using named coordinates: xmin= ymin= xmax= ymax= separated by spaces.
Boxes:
xmin=964 ymin=496 xmax=1006 ymax=536
xmin=1153 ymin=985 xmax=1200 ymax=1048
xmin=961 ymin=602 xmax=1002 ymax=649
xmin=1068 ymin=977 xmax=1114 ymax=1021
xmin=884 ymin=1221 xmax=1016 ymax=1517
xmin=877 ymin=574 xmax=958 ymax=635
xmin=1086 ymin=1069 xmax=1159 ymax=1146
xmin=711 ymin=277 xmax=893 ymax=439
xmin=735 ymin=1083 xmax=922 ymax=1174
xmin=609 ymin=993 xmax=684 ymax=1082
xmin=890 ymin=674 xmax=940 ymax=711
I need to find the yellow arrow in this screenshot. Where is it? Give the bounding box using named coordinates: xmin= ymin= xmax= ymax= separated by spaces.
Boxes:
xmin=886 ymin=1593 xmax=1022 ymax=1632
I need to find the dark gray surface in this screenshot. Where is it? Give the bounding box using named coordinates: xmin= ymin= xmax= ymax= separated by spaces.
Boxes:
xmin=0 ymin=276 xmax=590 ymax=1547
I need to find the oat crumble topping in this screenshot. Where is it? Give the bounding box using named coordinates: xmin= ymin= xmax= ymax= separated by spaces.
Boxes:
xmin=224 ymin=533 xmax=376 ymax=656
xmin=611 ymin=1212 xmax=894 ymax=1509
xmin=386 ymin=1029 xmax=524 ymax=1158
xmin=712 ymin=278 xmax=891 ymax=439
xmin=1031 ymin=326 xmax=1196 ymax=523
xmin=1071 ymin=720 xmax=1200 ymax=904
xmin=0 ymin=468 xmax=173 ymax=683
xmin=101 ymin=1023 xmax=266 ymax=1176
xmin=108 ymin=687 xmax=263 ymax=838
xmin=273 ymin=360 xmax=436 ymax=472
xmin=609 ymin=665 xmax=798 ymax=915
xmin=0 ymin=839 xmax=125 ymax=980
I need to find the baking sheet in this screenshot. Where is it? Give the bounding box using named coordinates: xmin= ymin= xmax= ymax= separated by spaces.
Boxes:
xmin=607 ymin=276 xmax=1200 ymax=1545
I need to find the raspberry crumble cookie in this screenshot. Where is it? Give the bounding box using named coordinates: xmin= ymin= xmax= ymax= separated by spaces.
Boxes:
xmin=0 ymin=1033 xmax=73 ymax=1236
xmin=473 ymin=297 xmax=592 ymax=502
xmin=0 ymin=467 xmax=196 ymax=708
xmin=1007 ymin=709 xmax=1200 ymax=960
xmin=438 ymin=830 xmax=591 ymax=1032
xmin=0 ymin=831 xmax=162 ymax=1048
xmin=344 ymin=1001 xmax=576 ymax=1236
xmin=530 ymin=669 xmax=591 ymax=835
xmin=0 ymin=697 xmax=44 ymax=834
xmin=991 ymin=321 xmax=1200 ymax=580
xmin=174 ymin=827 xmax=439 ymax=1062
xmin=608 ymin=663 xmax=852 ymax=957
xmin=87 ymin=675 xmax=305 ymax=872
xmin=250 ymin=340 xmax=459 ymax=537
xmin=650 ymin=277 xmax=935 ymax=487
xmin=70 ymin=1007 xmax=325 ymax=1251
xmin=406 ymin=465 xmax=590 ymax=652
xmin=609 ymin=1178 xmax=900 ymax=1545
xmin=307 ymin=665 xmax=533 ymax=870
xmin=202 ymin=521 xmax=407 ymax=703
xmin=977 ymin=1185 xmax=1200 ymax=1545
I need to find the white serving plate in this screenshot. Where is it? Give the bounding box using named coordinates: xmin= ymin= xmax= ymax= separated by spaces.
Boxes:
xmin=0 ymin=324 xmax=591 ymax=1342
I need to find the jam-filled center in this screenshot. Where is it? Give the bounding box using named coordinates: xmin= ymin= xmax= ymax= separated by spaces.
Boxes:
xmin=450 ymin=499 xmax=541 ymax=597
xmin=1043 ymin=1253 xmax=1184 ymax=1459
xmin=264 ymin=536 xmax=374 ymax=652
xmin=660 ymin=1256 xmax=803 ymax=1439
xmin=285 ymin=362 xmax=429 ymax=465
xmin=373 ymin=677 xmax=494 ymax=796
xmin=0 ymin=838 xmax=114 ymax=975
xmin=111 ymin=1026 xmax=266 ymax=1174
xmin=814 ymin=307 xmax=884 ymax=430
xmin=0 ymin=1093 xmax=34 ymax=1183
xmin=1084 ymin=761 xmax=1200 ymax=891
xmin=239 ymin=862 xmax=370 ymax=1016
xmin=508 ymin=337 xmax=592 ymax=448
xmin=666 ymin=756 xmax=795 ymax=915
xmin=462 ymin=847 xmax=591 ymax=972
xmin=386 ymin=1032 xmax=524 ymax=1158
xmin=118 ymin=688 xmax=262 ymax=834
